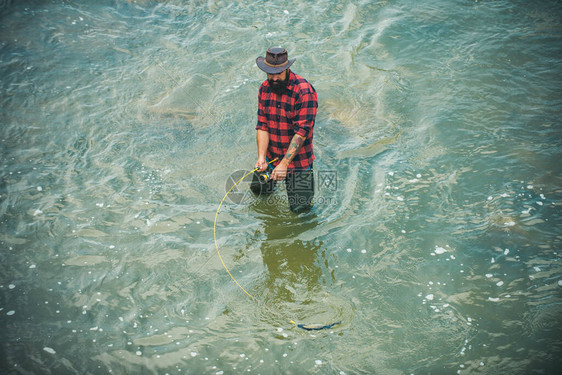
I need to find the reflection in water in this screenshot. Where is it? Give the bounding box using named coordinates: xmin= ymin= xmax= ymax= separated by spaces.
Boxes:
xmin=248 ymin=199 xmax=349 ymax=329
xmin=254 ymin=202 xmax=322 ymax=305
xmin=261 ymin=233 xmax=322 ymax=304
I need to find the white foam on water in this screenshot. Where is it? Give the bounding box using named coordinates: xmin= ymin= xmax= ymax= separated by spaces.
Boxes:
xmin=7 ymin=310 xmax=15 ymax=316
xmin=9 ymin=284 xmax=15 ymax=289
xmin=488 ymin=297 xmax=500 ymax=302
xmin=434 ymin=246 xmax=447 ymax=254
xmin=496 ymin=281 xmax=504 ymax=286
xmin=43 ymin=347 xmax=56 ymax=354
xmin=485 ymin=273 xmax=493 ymax=278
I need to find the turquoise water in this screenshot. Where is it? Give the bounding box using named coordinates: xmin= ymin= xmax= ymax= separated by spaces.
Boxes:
xmin=1 ymin=0 xmax=561 ymax=373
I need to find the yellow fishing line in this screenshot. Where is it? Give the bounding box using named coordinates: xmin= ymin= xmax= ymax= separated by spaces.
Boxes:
xmin=213 ymin=159 xmax=277 ymax=302
xmin=213 ymin=159 xmax=342 ymax=331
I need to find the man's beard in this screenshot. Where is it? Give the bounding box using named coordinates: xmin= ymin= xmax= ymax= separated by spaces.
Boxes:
xmin=268 ymin=77 xmax=289 ymax=95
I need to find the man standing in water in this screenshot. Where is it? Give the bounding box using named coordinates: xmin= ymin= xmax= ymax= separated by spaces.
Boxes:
xmin=250 ymin=47 xmax=318 ymax=213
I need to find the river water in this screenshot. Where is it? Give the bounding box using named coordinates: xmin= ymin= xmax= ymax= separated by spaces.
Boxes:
xmin=1 ymin=0 xmax=561 ymax=374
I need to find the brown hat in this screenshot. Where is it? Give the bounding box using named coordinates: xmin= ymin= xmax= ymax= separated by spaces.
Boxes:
xmin=256 ymin=47 xmax=295 ymax=74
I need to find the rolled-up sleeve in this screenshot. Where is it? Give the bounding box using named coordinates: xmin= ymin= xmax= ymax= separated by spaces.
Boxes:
xmin=293 ymin=90 xmax=317 ymax=138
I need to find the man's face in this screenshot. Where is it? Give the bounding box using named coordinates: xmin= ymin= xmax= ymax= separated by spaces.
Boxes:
xmin=267 ymin=69 xmax=289 ymax=94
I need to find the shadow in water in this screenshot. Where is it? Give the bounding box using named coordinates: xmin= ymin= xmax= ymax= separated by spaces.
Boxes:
xmin=250 ymin=199 xmax=348 ymax=328
xmin=258 ymin=208 xmax=322 ymax=303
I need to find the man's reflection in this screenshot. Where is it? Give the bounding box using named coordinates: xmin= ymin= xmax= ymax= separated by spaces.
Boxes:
xmin=251 ymin=201 xmax=323 ymax=305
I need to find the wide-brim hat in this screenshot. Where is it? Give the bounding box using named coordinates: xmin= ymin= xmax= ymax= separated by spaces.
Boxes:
xmin=256 ymin=47 xmax=295 ymax=74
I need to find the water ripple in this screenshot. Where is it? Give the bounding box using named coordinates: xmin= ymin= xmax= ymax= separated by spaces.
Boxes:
xmin=1 ymin=0 xmax=561 ymax=373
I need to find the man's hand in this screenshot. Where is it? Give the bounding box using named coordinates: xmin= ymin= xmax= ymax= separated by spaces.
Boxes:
xmin=269 ymin=134 xmax=306 ymax=181
xmin=255 ymin=158 xmax=268 ymax=172
xmin=271 ymin=159 xmax=289 ymax=181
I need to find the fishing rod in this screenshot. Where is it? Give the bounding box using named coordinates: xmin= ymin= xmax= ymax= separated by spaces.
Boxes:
xmin=213 ymin=158 xmax=341 ymax=331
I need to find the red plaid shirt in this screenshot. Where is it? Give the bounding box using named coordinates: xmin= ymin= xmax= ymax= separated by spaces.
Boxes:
xmin=256 ymin=70 xmax=317 ymax=170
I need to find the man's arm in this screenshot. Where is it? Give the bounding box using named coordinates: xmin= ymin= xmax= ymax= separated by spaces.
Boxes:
xmin=271 ymin=133 xmax=306 ymax=180
xmin=255 ymin=129 xmax=270 ymax=172
xmin=284 ymin=134 xmax=306 ymax=163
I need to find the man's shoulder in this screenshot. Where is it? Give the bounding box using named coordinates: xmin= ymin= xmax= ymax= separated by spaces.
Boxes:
xmin=290 ymin=72 xmax=316 ymax=96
